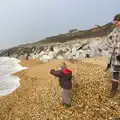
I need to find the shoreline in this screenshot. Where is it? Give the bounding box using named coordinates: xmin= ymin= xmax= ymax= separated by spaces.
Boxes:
xmin=0 ymin=59 xmax=74 ymax=119
xmin=0 ymin=57 xmax=120 ymax=120
xmin=0 ymin=57 xmax=28 ymax=96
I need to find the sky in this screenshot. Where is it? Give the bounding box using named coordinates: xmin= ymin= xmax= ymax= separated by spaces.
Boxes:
xmin=0 ymin=0 xmax=120 ymax=50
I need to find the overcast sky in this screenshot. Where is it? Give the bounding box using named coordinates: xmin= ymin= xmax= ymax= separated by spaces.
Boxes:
xmin=0 ymin=0 xmax=120 ymax=49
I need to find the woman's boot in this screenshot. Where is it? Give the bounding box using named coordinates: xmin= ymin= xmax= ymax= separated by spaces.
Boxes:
xmin=109 ymin=81 xmax=118 ymax=98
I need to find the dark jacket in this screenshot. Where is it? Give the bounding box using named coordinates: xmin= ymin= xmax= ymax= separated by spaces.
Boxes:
xmin=50 ymin=68 xmax=72 ymax=90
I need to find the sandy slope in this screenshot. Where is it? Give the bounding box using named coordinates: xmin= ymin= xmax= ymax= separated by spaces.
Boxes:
xmin=0 ymin=57 xmax=120 ymax=120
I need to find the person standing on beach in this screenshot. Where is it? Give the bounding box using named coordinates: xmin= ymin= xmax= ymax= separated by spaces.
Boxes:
xmin=50 ymin=62 xmax=72 ymax=108
xmin=105 ymin=14 xmax=120 ymax=97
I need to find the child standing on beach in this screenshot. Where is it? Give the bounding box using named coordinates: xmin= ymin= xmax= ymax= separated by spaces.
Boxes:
xmin=50 ymin=62 xmax=72 ymax=108
xmin=106 ymin=14 xmax=120 ymax=97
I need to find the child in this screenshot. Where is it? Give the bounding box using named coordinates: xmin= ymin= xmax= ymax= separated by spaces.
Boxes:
xmin=50 ymin=62 xmax=72 ymax=108
xmin=106 ymin=14 xmax=120 ymax=97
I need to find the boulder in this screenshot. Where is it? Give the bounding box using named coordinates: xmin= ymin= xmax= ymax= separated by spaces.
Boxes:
xmin=56 ymin=55 xmax=64 ymax=60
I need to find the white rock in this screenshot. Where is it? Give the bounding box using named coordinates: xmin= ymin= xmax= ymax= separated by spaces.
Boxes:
xmin=39 ymin=55 xmax=50 ymax=62
xmin=64 ymin=52 xmax=72 ymax=59
xmin=39 ymin=51 xmax=45 ymax=56
xmin=53 ymin=46 xmax=60 ymax=53
xmin=101 ymin=50 xmax=109 ymax=56
xmin=57 ymin=55 xmax=64 ymax=60
xmin=48 ymin=51 xmax=55 ymax=59
xmin=82 ymin=44 xmax=89 ymax=50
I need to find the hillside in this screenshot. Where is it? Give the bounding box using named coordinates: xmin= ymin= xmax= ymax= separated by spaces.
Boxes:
xmin=22 ymin=22 xmax=115 ymax=46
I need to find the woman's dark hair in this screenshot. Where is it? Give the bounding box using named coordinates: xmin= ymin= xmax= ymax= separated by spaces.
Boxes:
xmin=113 ymin=14 xmax=120 ymax=21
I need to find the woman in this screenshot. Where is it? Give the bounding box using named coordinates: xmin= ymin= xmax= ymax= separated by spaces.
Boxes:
xmin=106 ymin=14 xmax=120 ymax=97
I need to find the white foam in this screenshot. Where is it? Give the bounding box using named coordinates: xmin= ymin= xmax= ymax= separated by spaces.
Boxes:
xmin=0 ymin=57 xmax=27 ymax=96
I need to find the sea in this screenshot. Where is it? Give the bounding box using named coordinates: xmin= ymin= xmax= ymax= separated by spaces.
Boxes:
xmin=0 ymin=57 xmax=27 ymax=96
